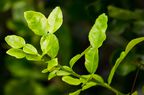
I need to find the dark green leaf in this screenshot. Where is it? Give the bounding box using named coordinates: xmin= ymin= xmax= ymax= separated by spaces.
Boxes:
xmin=47 ymin=6 xmax=63 ymax=33
xmin=6 ymin=48 xmax=26 ymax=58
xmin=40 ymin=33 xmax=59 ymax=58
xmin=62 ymin=76 xmax=81 ymax=85
xmin=85 ymin=47 xmax=99 ymax=73
xmin=89 ymin=13 xmax=108 ymax=48
xmin=5 ymin=35 xmax=25 ymax=48
xmin=24 ymin=11 xmax=49 ymax=35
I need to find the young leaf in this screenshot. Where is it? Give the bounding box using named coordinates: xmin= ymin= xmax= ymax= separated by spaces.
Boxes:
xmin=6 ymin=48 xmax=26 ymax=58
xmin=89 ymin=13 xmax=108 ymax=48
xmin=80 ymin=75 xmax=91 ymax=83
xmin=26 ymin=54 xmax=41 ymax=61
xmin=62 ymin=66 xmax=73 ymax=72
xmin=69 ymin=54 xmax=81 ymax=68
xmin=62 ymin=76 xmax=81 ymax=85
xmin=5 ymin=35 xmax=25 ymax=49
xmin=48 ymin=70 xmax=58 ymax=80
xmin=82 ymin=82 xmax=97 ymax=91
xmin=108 ymin=37 xmax=144 ymax=85
xmin=47 ymin=58 xmax=58 ymax=71
xmin=85 ymin=47 xmax=99 ymax=73
xmin=40 ymin=33 xmax=59 ymax=58
xmin=24 ymin=11 xmax=49 ymax=36
xmin=92 ymin=74 xmax=104 ymax=83
xmin=69 ymin=89 xmax=81 ymax=95
xmin=41 ymin=68 xmax=49 ymax=73
xmin=47 ymin=6 xmax=63 ymax=33
xmin=23 ymin=44 xmax=38 ymax=55
xmin=56 ymin=70 xmax=71 ymax=76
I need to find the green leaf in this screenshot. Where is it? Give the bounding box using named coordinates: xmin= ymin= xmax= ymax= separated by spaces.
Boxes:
xmin=26 ymin=54 xmax=41 ymax=61
xmin=23 ymin=44 xmax=38 ymax=55
xmin=47 ymin=58 xmax=58 ymax=71
xmin=24 ymin=11 xmax=49 ymax=36
xmin=41 ymin=69 xmax=49 ymax=73
xmin=47 ymin=6 xmax=63 ymax=33
xmin=6 ymin=48 xmax=26 ymax=59
xmin=69 ymin=54 xmax=81 ymax=68
xmin=56 ymin=70 xmax=71 ymax=76
xmin=69 ymin=89 xmax=81 ymax=95
xmin=89 ymin=13 xmax=108 ymax=48
xmin=92 ymin=74 xmax=104 ymax=83
xmin=82 ymin=82 xmax=97 ymax=91
xmin=132 ymin=91 xmax=138 ymax=95
xmin=80 ymin=75 xmax=91 ymax=83
xmin=108 ymin=37 xmax=144 ymax=84
xmin=85 ymin=47 xmax=99 ymax=73
xmin=108 ymin=6 xmax=140 ymax=20
xmin=62 ymin=76 xmax=81 ymax=85
xmin=40 ymin=33 xmax=59 ymax=58
xmin=5 ymin=35 xmax=25 ymax=49
xmin=62 ymin=66 xmax=73 ymax=72
xmin=48 ymin=70 xmax=58 ymax=80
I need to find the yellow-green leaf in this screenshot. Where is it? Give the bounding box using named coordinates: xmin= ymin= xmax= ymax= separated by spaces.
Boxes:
xmin=69 ymin=89 xmax=81 ymax=95
xmin=24 ymin=11 xmax=49 ymax=36
xmin=62 ymin=76 xmax=81 ymax=85
xmin=5 ymin=35 xmax=25 ymax=49
xmin=6 ymin=48 xmax=26 ymax=58
xmin=89 ymin=13 xmax=108 ymax=48
xmin=85 ymin=47 xmax=99 ymax=73
xmin=23 ymin=44 xmax=38 ymax=55
xmin=47 ymin=6 xmax=63 ymax=33
xmin=40 ymin=33 xmax=59 ymax=58
xmin=108 ymin=37 xmax=144 ymax=84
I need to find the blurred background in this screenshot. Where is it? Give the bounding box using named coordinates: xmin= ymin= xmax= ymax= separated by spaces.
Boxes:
xmin=1 ymin=0 xmax=144 ymax=95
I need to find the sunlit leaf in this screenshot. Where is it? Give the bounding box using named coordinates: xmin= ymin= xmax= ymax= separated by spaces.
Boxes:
xmin=92 ymin=74 xmax=104 ymax=83
xmin=108 ymin=37 xmax=144 ymax=84
xmin=40 ymin=33 xmax=59 ymax=58
xmin=24 ymin=11 xmax=49 ymax=35
xmin=47 ymin=6 xmax=63 ymax=33
xmin=82 ymin=82 xmax=97 ymax=91
xmin=6 ymin=48 xmax=26 ymax=59
xmin=69 ymin=54 xmax=81 ymax=68
xmin=56 ymin=70 xmax=71 ymax=76
xmin=23 ymin=44 xmax=38 ymax=55
xmin=80 ymin=75 xmax=91 ymax=83
xmin=5 ymin=35 xmax=25 ymax=48
xmin=26 ymin=54 xmax=41 ymax=61
xmin=48 ymin=70 xmax=58 ymax=80
xmin=89 ymin=13 xmax=108 ymax=48
xmin=47 ymin=58 xmax=58 ymax=71
xmin=85 ymin=47 xmax=99 ymax=73
xmin=69 ymin=89 xmax=81 ymax=95
xmin=62 ymin=76 xmax=81 ymax=85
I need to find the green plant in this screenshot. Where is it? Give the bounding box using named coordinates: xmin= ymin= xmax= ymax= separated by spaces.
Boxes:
xmin=5 ymin=6 xmax=144 ymax=95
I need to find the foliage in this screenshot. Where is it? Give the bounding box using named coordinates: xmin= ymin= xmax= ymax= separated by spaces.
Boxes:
xmin=5 ymin=6 xmax=144 ymax=95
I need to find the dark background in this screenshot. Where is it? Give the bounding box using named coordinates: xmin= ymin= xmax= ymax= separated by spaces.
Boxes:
xmin=1 ymin=0 xmax=144 ymax=95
